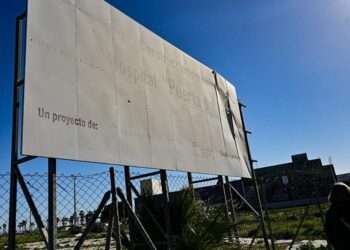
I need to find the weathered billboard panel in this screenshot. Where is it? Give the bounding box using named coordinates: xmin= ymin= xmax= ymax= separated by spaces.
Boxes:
xmin=22 ymin=0 xmax=251 ymax=177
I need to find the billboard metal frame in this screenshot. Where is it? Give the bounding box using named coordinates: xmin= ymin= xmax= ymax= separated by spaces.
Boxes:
xmin=8 ymin=10 xmax=272 ymax=250
xmin=238 ymin=102 xmax=271 ymax=249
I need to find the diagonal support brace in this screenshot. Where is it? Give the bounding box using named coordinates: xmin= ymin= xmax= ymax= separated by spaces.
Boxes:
xmin=74 ymin=191 xmax=111 ymax=250
xmin=116 ymin=187 xmax=156 ymax=250
xmin=15 ymin=165 xmax=49 ymax=248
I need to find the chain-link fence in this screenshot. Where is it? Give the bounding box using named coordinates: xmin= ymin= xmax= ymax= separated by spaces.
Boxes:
xmin=0 ymin=170 xmax=329 ymax=249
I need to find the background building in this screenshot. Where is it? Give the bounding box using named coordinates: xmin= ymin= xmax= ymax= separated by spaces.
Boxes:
xmin=242 ymin=153 xmax=337 ymax=208
xmin=136 ymin=153 xmax=338 ymax=210
xmin=337 ymin=173 xmax=350 ymax=186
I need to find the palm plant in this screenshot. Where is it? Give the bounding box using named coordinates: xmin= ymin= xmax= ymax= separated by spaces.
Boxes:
xmin=18 ymin=222 xmax=23 ymax=233
xmin=62 ymin=217 xmax=68 ymax=227
xmin=183 ymin=207 xmax=236 ymax=249
xmin=123 ymin=188 xmax=237 ymax=250
xmin=173 ymin=189 xmax=235 ymax=250
xmin=79 ymin=211 xmax=85 ymax=225
xmin=22 ymin=220 xmax=27 ymax=232
xmin=69 ymin=214 xmax=76 ymax=226
xmin=29 ymin=222 xmax=35 ymax=232
xmin=85 ymin=211 xmax=93 ymax=225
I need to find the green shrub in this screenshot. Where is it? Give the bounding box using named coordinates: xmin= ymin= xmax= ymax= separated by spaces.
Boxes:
xmin=69 ymin=225 xmax=81 ymax=234
xmin=91 ymin=223 xmax=104 ymax=233
xmin=287 ymin=214 xmax=298 ymax=221
xmin=297 ymin=241 xmax=328 ymax=250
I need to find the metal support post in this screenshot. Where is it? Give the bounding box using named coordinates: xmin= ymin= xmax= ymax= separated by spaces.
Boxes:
xmin=225 ymin=176 xmax=240 ymax=241
xmin=239 ymin=103 xmax=270 ymax=250
xmin=124 ymin=166 xmax=135 ymax=250
xmin=187 ymin=172 xmax=193 ymax=189
xmin=8 ymin=12 xmax=26 ymax=249
xmin=187 ymin=172 xmax=195 ymax=197
xmin=160 ymin=170 xmax=174 ymax=250
xmin=241 ymin=178 xmax=247 ymax=198
xmin=72 ymin=175 xmax=77 ymax=225
xmin=48 ymin=158 xmax=57 ymax=250
xmin=109 ymin=167 xmax=122 ymax=250
xmin=260 ymin=178 xmax=275 ymax=250
xmin=218 ymin=175 xmax=234 ymax=244
xmin=105 ymin=208 xmax=114 ymax=250
xmin=249 ymin=163 xmax=270 ymax=249
xmin=316 ymin=197 xmax=331 ymax=249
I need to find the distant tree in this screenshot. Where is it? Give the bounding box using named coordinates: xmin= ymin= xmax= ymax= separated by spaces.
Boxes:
xmin=73 ymin=212 xmax=78 ymax=225
xmin=29 ymin=222 xmax=35 ymax=232
xmin=69 ymin=215 xmax=74 ymax=226
xmin=62 ymin=217 xmax=68 ymax=227
xmin=18 ymin=222 xmax=23 ymax=233
xmin=85 ymin=211 xmax=93 ymax=225
xmin=79 ymin=211 xmax=85 ymax=225
xmin=69 ymin=212 xmax=78 ymax=226
xmin=3 ymin=223 xmax=7 ymax=235
xmin=22 ymin=220 xmax=27 ymax=232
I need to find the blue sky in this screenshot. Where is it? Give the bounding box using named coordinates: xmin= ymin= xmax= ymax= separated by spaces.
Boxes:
xmin=1 ymin=0 xmax=349 ymax=175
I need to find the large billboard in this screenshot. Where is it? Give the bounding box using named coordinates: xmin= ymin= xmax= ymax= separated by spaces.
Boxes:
xmin=22 ymin=0 xmax=251 ymax=178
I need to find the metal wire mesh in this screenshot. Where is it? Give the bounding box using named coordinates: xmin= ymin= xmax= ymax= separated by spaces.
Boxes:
xmin=0 ymin=171 xmax=125 ymax=249
xmin=1 ymin=169 xmax=326 ymax=249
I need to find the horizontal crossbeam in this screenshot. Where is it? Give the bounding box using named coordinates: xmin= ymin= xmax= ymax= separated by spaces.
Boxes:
xmin=15 ymin=155 xmax=37 ymax=165
xmin=192 ymin=176 xmax=219 ymax=184
xmin=129 ymin=170 xmax=161 ymax=180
